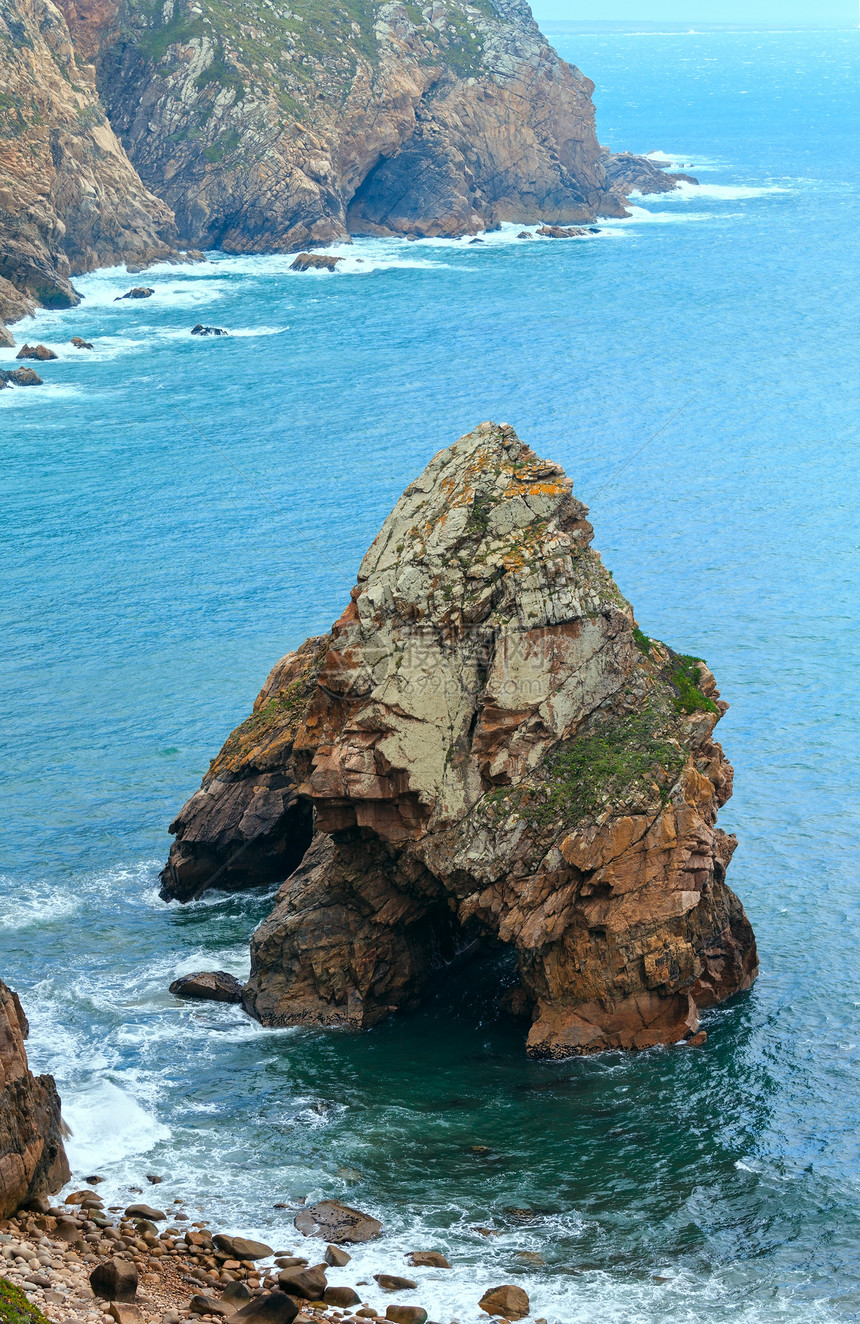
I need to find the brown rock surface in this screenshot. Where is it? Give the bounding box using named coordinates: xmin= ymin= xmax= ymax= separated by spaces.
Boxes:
xmin=0 ymin=978 xmax=70 ymax=1218
xmin=601 ymin=150 xmax=698 ymax=196
xmin=64 ymin=0 xmax=655 ymax=253
xmin=478 ymin=1283 xmax=529 ymax=1319
xmin=168 ymin=971 xmax=245 ymax=1004
xmin=293 ymin=1200 xmax=382 ymax=1245
xmin=0 ymin=0 xmax=175 ymax=340
xmin=163 ymin=422 xmax=757 ymax=1057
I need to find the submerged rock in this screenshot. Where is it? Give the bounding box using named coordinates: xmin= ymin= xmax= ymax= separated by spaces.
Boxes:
xmin=289 ymin=254 xmax=343 ymax=272
xmin=0 ymin=978 xmax=70 ymax=1217
xmin=115 ymin=287 xmax=154 ymax=300
xmin=191 ymin=325 xmax=229 ymax=336
xmin=169 ymin=971 xmax=245 ymax=1003
xmin=15 ymin=343 xmax=57 ymax=360
xmin=162 ymin=422 xmax=757 ymax=1057
xmin=294 ymin=1200 xmax=382 ymax=1244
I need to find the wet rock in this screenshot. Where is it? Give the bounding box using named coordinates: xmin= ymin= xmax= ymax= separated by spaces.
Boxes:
xmin=375 ymin=1275 xmax=417 ymax=1292
xmin=0 ymin=979 xmax=70 ymax=1217
xmin=191 ymin=325 xmax=229 ymax=336
xmin=233 ymin=1291 xmax=299 ymax=1324
xmin=536 ymin=225 xmax=588 ymax=238
xmin=0 ymin=367 xmax=43 ymax=385
xmin=71 ymin=337 xmax=94 ymax=350
xmin=124 ymin=1204 xmax=166 ymax=1220
xmin=115 ymin=288 xmax=154 ymax=300
xmin=478 ymin=1284 xmax=529 ymax=1319
xmin=169 ymin=972 xmax=245 ymax=1004
xmin=468 ymin=237 xmax=484 ymax=244
xmin=294 ymin=1201 xmax=382 ymax=1244
xmin=323 ymin=1286 xmax=360 ymax=1307
xmin=601 ymin=150 xmax=697 ymax=196
xmin=276 ymin=1263 xmax=327 ymax=1299
xmin=289 ymin=254 xmax=343 ymax=272
xmin=212 ymin=1235 xmax=273 ymax=1260
xmin=275 ymin=1257 xmax=308 ymax=1269
xmin=85 ymin=1174 xmax=105 ymax=1183
xmin=406 ymin=1253 xmax=450 ymax=1269
xmin=516 ymin=231 xmax=533 ymax=239
xmin=324 ymin=1245 xmax=351 ymax=1267
xmin=15 ymin=343 xmax=57 ymax=360
xmin=146 ymin=1174 xmax=163 ymax=1183
xmin=384 ymin=1308 xmax=428 ymax=1324
xmin=90 ymin=1257 xmax=139 ymax=1302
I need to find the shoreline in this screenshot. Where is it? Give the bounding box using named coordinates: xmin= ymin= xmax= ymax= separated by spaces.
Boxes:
xmin=0 ymin=1187 xmax=540 ymax=1324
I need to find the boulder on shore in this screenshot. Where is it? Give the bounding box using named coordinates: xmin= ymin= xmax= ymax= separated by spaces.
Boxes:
xmin=233 ymin=1292 xmax=299 ymax=1324
xmin=169 ymin=971 xmax=245 ymax=1003
xmin=276 ymin=1263 xmax=326 ymax=1299
xmin=90 ymin=1257 xmax=139 ymax=1302
xmin=0 ymin=978 xmax=70 ymax=1217
xmin=212 ymin=1234 xmax=273 ymax=1260
xmin=293 ymin=1199 xmax=382 ymax=1244
xmin=16 ymin=343 xmax=57 ymax=360
xmin=289 ymin=253 xmax=343 ymax=272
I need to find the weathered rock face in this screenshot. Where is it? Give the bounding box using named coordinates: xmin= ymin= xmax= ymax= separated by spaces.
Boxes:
xmin=163 ymin=423 xmax=757 ymax=1057
xmin=0 ymin=0 xmax=176 ymax=341
xmin=600 ymin=150 xmax=698 ymax=197
xmin=0 ymin=978 xmax=70 ymax=1217
xmin=67 ymin=0 xmax=644 ymax=252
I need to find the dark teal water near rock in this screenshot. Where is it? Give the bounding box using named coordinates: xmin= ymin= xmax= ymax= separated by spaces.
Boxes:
xmin=3 ymin=27 xmax=860 ymax=1323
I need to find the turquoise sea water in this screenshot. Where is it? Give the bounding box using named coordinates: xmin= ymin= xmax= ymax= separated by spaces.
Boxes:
xmin=3 ymin=26 xmax=860 ymax=1324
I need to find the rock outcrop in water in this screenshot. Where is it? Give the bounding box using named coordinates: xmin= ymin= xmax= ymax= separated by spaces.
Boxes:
xmin=0 ymin=0 xmax=177 ymax=343
xmin=0 ymin=978 xmax=70 ymax=1217
xmin=162 ymin=422 xmax=757 ymax=1056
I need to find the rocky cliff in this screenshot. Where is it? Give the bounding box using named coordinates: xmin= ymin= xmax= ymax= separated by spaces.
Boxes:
xmin=0 ymin=0 xmax=177 ymax=343
xmin=0 ymin=978 xmax=69 ymax=1217
xmin=162 ymin=422 xmax=757 ymax=1056
xmin=65 ymin=0 xmax=650 ymax=251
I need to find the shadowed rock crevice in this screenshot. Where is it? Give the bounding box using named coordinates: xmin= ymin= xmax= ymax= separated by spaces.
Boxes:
xmin=164 ymin=422 xmax=757 ymax=1056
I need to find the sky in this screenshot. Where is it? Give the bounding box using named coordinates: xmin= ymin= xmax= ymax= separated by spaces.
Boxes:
xmin=531 ymin=0 xmax=856 ymax=23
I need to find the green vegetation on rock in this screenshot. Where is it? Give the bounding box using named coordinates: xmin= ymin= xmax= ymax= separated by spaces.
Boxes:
xmin=490 ymin=706 xmax=684 ymax=832
xmin=668 ymin=653 xmax=719 ymax=715
xmin=0 ymin=1280 xmax=51 ymax=1324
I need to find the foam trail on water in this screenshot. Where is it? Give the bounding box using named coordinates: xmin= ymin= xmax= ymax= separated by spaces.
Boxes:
xmin=63 ymin=1080 xmax=170 ymax=1170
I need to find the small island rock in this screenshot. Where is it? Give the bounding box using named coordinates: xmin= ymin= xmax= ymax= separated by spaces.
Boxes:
xmin=289 ymin=253 xmax=343 ymax=272
xmin=0 ymin=367 xmax=43 ymax=386
xmin=375 ymin=1274 xmax=417 ymax=1291
xmin=71 ymin=337 xmax=94 ymax=350
xmin=191 ymin=324 xmax=229 ymax=336
xmin=115 ymin=287 xmax=154 ymax=300
xmin=407 ymin=1252 xmax=450 ymax=1268
xmin=16 ymin=343 xmax=57 ymax=360
xmin=536 ymin=224 xmax=588 ymax=238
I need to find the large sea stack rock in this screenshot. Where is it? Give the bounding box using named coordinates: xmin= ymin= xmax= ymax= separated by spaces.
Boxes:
xmin=62 ymin=0 xmax=648 ymax=251
xmin=0 ymin=978 xmax=70 ymax=1217
xmin=162 ymin=423 xmax=757 ymax=1056
xmin=0 ymin=0 xmax=176 ymax=341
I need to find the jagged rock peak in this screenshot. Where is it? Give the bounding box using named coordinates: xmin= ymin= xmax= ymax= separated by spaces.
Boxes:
xmin=0 ymin=978 xmax=70 ymax=1217
xmin=163 ymin=423 xmax=758 ymax=1057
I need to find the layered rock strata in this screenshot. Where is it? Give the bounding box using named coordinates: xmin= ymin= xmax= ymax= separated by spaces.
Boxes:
xmin=0 ymin=0 xmax=177 ymax=342
xmin=163 ymin=423 xmax=757 ymax=1056
xmin=68 ymin=0 xmax=650 ymax=251
xmin=0 ymin=979 xmax=69 ymax=1218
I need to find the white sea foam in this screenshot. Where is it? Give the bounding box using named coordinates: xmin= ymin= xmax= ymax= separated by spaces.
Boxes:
xmin=63 ymin=1079 xmax=170 ymax=1170
xmin=635 ymin=180 xmax=789 ymax=202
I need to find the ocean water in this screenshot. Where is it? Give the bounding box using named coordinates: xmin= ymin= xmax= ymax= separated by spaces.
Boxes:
xmin=3 ymin=25 xmax=860 ymax=1324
